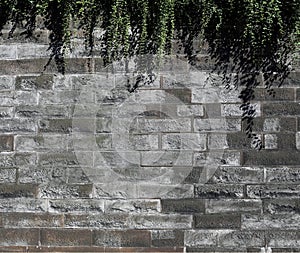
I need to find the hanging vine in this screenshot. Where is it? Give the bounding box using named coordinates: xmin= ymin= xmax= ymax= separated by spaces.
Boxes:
xmin=0 ymin=0 xmax=299 ymax=148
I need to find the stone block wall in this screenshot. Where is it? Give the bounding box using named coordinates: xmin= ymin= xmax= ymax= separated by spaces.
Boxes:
xmin=0 ymin=31 xmax=300 ymax=252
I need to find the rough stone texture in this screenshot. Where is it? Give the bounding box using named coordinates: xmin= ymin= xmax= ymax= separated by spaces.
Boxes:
xmin=0 ymin=39 xmax=299 ymax=252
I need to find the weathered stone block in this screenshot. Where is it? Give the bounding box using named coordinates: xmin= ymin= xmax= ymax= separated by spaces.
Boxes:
xmin=1 ymin=213 xmax=64 ymax=228
xmin=263 ymin=199 xmax=300 ymax=214
xmin=18 ymin=167 xmax=66 ymax=184
xmin=264 ymin=102 xmax=300 ymax=116
xmin=15 ymin=135 xmax=69 ymax=151
xmin=151 ymin=230 xmax=184 ymax=247
xmin=93 ymin=230 xmax=151 ymax=247
xmin=206 ymin=199 xmax=262 ymax=214
xmin=208 ymin=133 xmax=229 ymax=149
xmin=141 ymin=151 xmax=193 ymax=166
xmin=194 ymin=118 xmax=241 ymax=132
xmin=162 ymin=133 xmax=206 ymax=151
xmin=218 ymin=230 xmax=265 ymax=248
xmin=254 ymin=88 xmax=295 ymax=101
xmin=194 ymin=184 xmax=244 ymax=198
xmin=266 ymin=167 xmax=300 ymax=183
xmin=0 ymin=135 xmax=13 ymax=151
xmin=128 ymin=214 xmax=192 ymax=229
xmin=194 ymin=151 xmax=241 ymax=167
xmin=137 ymin=184 xmax=194 ymax=199
xmin=0 ymin=45 xmax=17 ymax=59
xmin=0 ymin=107 xmax=14 ymax=118
xmin=134 ymin=118 xmax=192 ymax=133
xmin=38 ymin=152 xmax=79 ymax=166
xmin=0 ymin=198 xmax=47 ymax=212
xmin=0 ymin=228 xmax=39 ymax=246
xmin=247 ymin=184 xmax=300 ymax=198
xmin=38 ymin=119 xmax=72 ymax=133
xmin=243 ymin=151 xmax=300 ymax=165
xmin=184 ymin=230 xmax=218 ymax=247
xmin=0 ymin=76 xmax=14 ymax=90
xmin=105 ymin=199 xmax=160 ymax=213
xmin=194 ymin=213 xmax=241 ymax=229
xmin=0 ymin=119 xmax=36 ymax=132
xmin=0 ymin=184 xmax=39 ymax=198
xmin=49 ymin=199 xmax=104 ymax=213
xmin=177 ymin=104 xmax=204 ymax=117
xmin=161 ymin=199 xmax=205 ymax=213
xmin=0 ymin=168 xmax=16 ymax=183
xmin=242 ymin=214 xmax=300 ymax=230
xmin=65 ymin=213 xmax=129 ymax=228
xmin=266 ymin=231 xmax=300 ymax=247
xmin=39 ymin=184 xmax=93 ymax=199
xmin=15 ymin=75 xmax=53 ymax=90
xmin=208 ymin=166 xmax=264 ymax=184
xmin=40 ymin=228 xmax=92 ymax=246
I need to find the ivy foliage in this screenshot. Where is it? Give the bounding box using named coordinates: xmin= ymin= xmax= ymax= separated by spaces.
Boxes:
xmin=0 ymin=0 xmax=299 ymax=148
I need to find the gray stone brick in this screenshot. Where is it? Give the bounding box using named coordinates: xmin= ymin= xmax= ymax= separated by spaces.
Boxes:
xmin=264 ymin=134 xmax=278 ymax=149
xmin=1 ymin=213 xmax=64 ymax=228
xmin=15 ymin=75 xmax=53 ymax=90
xmin=0 ymin=183 xmax=39 ymax=198
xmin=208 ymin=166 xmax=264 ymax=184
xmin=263 ymin=199 xmax=300 ymax=214
xmin=264 ymin=102 xmax=300 ymax=116
xmin=208 ymin=133 xmax=229 ymax=149
xmin=161 ymin=199 xmax=205 ymax=213
xmin=38 ymin=152 xmax=79 ymax=166
xmin=195 ymin=184 xmax=244 ymax=198
xmin=297 ymin=132 xmax=300 ymax=150
xmin=0 ymin=118 xmax=36 ymax=132
xmin=0 ymin=45 xmax=17 ymax=59
xmin=16 ymin=105 xmax=71 ymax=118
xmin=49 ymin=199 xmax=105 ymax=213
xmin=0 ymin=135 xmax=14 ymax=152
xmin=15 ymin=134 xmax=69 ymax=151
xmin=93 ymin=183 xmax=138 ymax=199
xmin=105 ymin=199 xmax=160 ymax=213
xmin=151 ymin=230 xmax=184 ymax=247
xmin=141 ymin=150 xmax=193 ymax=166
xmin=243 ymin=150 xmax=300 ymax=165
xmin=0 ymin=168 xmax=17 ymax=183
xmin=221 ymin=103 xmax=261 ymax=117
xmin=194 ymin=151 xmax=241 ymax=167
xmin=217 ymin=230 xmax=265 ymax=248
xmin=184 ymin=230 xmax=218 ymax=247
xmin=19 ymin=167 xmax=67 ymax=184
xmin=242 ymin=214 xmax=300 ymax=230
xmin=192 ymin=87 xmax=240 ymax=103
xmin=0 ymin=107 xmax=14 ymax=118
xmin=134 ymin=118 xmax=192 ymax=133
xmin=266 ymin=167 xmax=300 ymax=183
xmin=128 ymin=214 xmax=192 ymax=229
xmin=0 ymin=228 xmax=39 ymax=246
xmin=247 ymin=184 xmax=300 ymax=198
xmin=266 ymin=231 xmax=300 ymax=247
xmin=0 ymin=198 xmax=48 ymax=212
xmin=0 ymin=76 xmax=14 ymax=90
xmin=194 ymin=118 xmax=241 ymax=132
xmin=38 ymin=119 xmax=72 ymax=133
xmin=64 ymin=213 xmax=129 ymax=228
xmin=162 ymin=133 xmax=206 ymax=151
xmin=206 ymin=199 xmax=262 ymax=214
xmin=17 ymin=44 xmax=50 ymax=59
xmin=93 ymin=230 xmax=151 ymax=247
xmin=39 ymin=183 xmax=93 ymax=199
xmin=137 ymin=184 xmax=194 ymax=199
xmin=14 ymin=91 xmax=38 ymax=105
xmin=177 ymin=104 xmax=204 ymax=117
xmin=194 ymin=213 xmax=241 ymax=229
